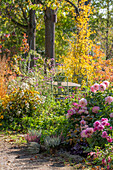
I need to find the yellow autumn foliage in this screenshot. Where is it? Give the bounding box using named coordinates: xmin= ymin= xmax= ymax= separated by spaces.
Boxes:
xmin=58 ymin=0 xmax=113 ymax=86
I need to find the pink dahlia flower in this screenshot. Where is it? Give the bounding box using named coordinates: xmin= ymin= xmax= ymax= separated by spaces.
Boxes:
xmin=79 ymin=98 xmax=87 ymax=107
xmin=94 ymin=127 xmax=98 ymax=131
xmin=92 ymin=106 xmax=100 ymax=113
xmin=85 ymin=128 xmax=94 ymax=137
xmin=93 ymin=83 xmax=99 ymax=91
xmin=101 ymin=121 xmax=108 ymax=126
xmin=73 ymin=102 xmax=78 ymax=107
xmin=99 ymin=83 xmax=106 ymax=91
xmin=93 ymin=121 xmax=101 ymax=128
xmin=78 ymin=109 xmax=85 ymax=114
xmin=98 ymin=124 xmax=104 ymax=131
xmin=105 ymin=96 xmax=113 ymax=104
xmin=101 ymin=118 xmax=108 ymax=122
xmin=80 ymin=120 xmax=86 ymax=125
xmin=101 ymin=131 xmax=108 ymax=138
xmin=103 ymin=81 xmax=110 ymax=88
xmin=106 ymin=136 xmax=113 ymax=143
xmin=90 ymin=85 xmax=96 ymax=93
xmin=81 ymin=130 xmax=87 ymax=138
xmin=102 ymin=158 xmax=107 ymax=165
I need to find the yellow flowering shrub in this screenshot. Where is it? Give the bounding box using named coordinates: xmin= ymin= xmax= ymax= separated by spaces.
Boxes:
xmin=58 ymin=0 xmax=113 ymax=86
xmin=1 ymin=79 xmax=45 ymax=130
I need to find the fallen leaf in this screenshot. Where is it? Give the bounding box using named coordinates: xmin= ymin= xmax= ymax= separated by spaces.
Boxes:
xmin=30 ymin=158 xmax=33 ymax=161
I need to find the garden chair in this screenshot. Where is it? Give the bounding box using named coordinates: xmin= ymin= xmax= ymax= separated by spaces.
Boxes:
xmin=51 ymin=75 xmax=69 ymax=100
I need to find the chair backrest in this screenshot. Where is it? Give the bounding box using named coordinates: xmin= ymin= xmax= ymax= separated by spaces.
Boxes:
xmin=51 ymin=76 xmax=69 ymax=100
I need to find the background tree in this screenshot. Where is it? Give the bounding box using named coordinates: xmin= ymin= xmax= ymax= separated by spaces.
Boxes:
xmin=90 ymin=0 xmax=113 ymax=59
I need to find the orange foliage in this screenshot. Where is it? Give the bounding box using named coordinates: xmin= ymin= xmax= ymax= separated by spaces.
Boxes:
xmin=20 ymin=33 xmax=29 ymax=53
xmin=92 ymin=45 xmax=113 ymax=83
xmin=0 ymin=55 xmax=16 ymax=98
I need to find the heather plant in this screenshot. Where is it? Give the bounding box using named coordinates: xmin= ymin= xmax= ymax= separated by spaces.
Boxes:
xmin=25 ymin=129 xmax=41 ymax=143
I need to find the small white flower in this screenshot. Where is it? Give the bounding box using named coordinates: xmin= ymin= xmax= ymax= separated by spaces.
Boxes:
xmin=17 ymin=111 xmax=21 ymax=116
xmin=8 ymin=85 xmax=12 ymax=89
xmin=26 ymin=103 xmax=29 ymax=108
xmin=21 ymin=82 xmax=29 ymax=90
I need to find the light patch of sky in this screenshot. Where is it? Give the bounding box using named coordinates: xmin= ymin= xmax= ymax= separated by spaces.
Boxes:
xmin=99 ymin=5 xmax=113 ymax=18
xmin=93 ymin=5 xmax=113 ymax=18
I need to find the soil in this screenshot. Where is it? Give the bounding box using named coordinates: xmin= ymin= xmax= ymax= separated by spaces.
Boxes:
xmin=0 ymin=133 xmax=85 ymax=170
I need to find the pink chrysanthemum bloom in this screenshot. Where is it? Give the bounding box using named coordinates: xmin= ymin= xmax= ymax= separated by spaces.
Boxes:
xmin=103 ymin=81 xmax=110 ymax=88
xmin=92 ymin=106 xmax=100 ymax=113
xmin=93 ymin=121 xmax=101 ymax=128
xmin=85 ymin=128 xmax=94 ymax=137
xmin=80 ymin=130 xmax=87 ymax=138
xmin=79 ymin=98 xmax=87 ymax=107
xmin=110 ymin=113 xmax=113 ymax=118
xmin=93 ymin=83 xmax=99 ymax=91
xmin=105 ymin=96 xmax=113 ymax=104
xmin=101 ymin=131 xmax=108 ymax=138
xmin=90 ymin=85 xmax=96 ymax=93
xmin=99 ymin=83 xmax=106 ymax=91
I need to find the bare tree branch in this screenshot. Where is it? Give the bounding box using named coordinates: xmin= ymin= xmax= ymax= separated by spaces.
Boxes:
xmin=20 ymin=5 xmax=28 ymax=23
xmin=65 ymin=0 xmax=79 ymax=16
xmin=6 ymin=7 xmax=28 ymax=29
xmin=35 ymin=0 xmax=45 ymax=5
xmin=11 ymin=18 xmax=28 ymax=29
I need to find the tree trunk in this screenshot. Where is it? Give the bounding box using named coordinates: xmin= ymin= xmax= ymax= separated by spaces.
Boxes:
xmin=28 ymin=9 xmax=36 ymax=68
xmin=106 ymin=0 xmax=110 ymax=60
xmin=44 ymin=7 xmax=57 ymax=73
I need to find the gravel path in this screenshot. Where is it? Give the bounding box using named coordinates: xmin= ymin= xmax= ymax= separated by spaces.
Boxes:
xmin=0 ymin=134 xmax=80 ymax=170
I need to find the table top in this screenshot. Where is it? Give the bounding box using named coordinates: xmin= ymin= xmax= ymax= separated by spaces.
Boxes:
xmin=47 ymin=81 xmax=81 ymax=87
